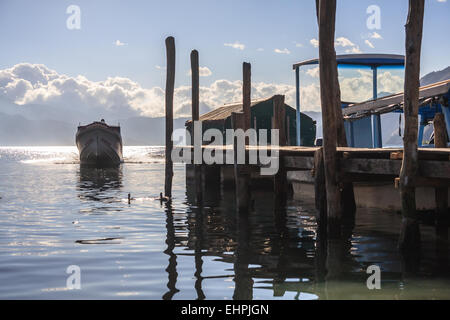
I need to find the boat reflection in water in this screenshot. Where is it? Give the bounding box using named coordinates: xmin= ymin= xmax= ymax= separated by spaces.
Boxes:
xmin=77 ymin=165 xmax=123 ymax=206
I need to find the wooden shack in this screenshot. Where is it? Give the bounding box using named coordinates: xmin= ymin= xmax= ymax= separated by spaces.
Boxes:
xmin=185 ymin=95 xmax=316 ymax=146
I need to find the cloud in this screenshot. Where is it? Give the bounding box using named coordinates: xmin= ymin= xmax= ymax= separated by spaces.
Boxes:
xmin=187 ymin=66 xmax=212 ymax=77
xmin=0 ymin=63 xmax=404 ymax=121
xmin=306 ymin=67 xmax=320 ymax=78
xmin=256 ymin=48 xmax=264 ymax=52
xmin=335 ymin=37 xmax=362 ymax=53
xmin=274 ymin=48 xmax=291 ymax=54
xmin=114 ymin=40 xmax=127 ymax=46
xmin=369 ymin=32 xmax=383 ymax=39
xmin=224 ymin=41 xmax=245 ymax=50
xmin=294 ymin=42 xmax=303 ymax=48
xmin=437 ymin=0 xmax=447 ymax=2
xmin=310 ymin=37 xmax=361 ymax=53
xmin=155 ymin=65 xmax=165 ymax=70
xmin=365 ymin=39 xmax=375 ymax=48
xmin=335 ymin=37 xmax=356 ymax=48
xmin=0 ymin=63 xmax=304 ymax=119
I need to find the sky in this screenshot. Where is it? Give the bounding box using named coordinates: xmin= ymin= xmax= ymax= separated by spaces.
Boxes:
xmin=0 ymin=0 xmax=449 ymax=118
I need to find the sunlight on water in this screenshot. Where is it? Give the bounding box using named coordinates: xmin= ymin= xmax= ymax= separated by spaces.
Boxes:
xmin=0 ymin=146 xmax=449 ymax=299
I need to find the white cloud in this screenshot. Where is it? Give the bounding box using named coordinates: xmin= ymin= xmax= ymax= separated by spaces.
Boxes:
xmin=294 ymin=42 xmax=303 ymax=47
xmin=256 ymin=48 xmax=264 ymax=52
xmin=310 ymin=38 xmax=319 ymax=48
xmin=0 ymin=63 xmax=404 ymax=120
xmin=114 ymin=40 xmax=127 ymax=46
xmin=274 ymin=48 xmax=291 ymax=54
xmin=224 ymin=41 xmax=245 ymax=50
xmin=155 ymin=65 xmax=165 ymax=70
xmin=437 ymin=0 xmax=447 ymax=3
xmin=370 ymin=32 xmax=383 ymax=39
xmin=365 ymin=39 xmax=375 ymax=48
xmin=335 ymin=37 xmax=355 ymax=48
xmin=306 ymin=67 xmax=320 ymax=78
xmin=310 ymin=37 xmax=361 ymax=53
xmin=187 ymin=66 xmax=212 ymax=77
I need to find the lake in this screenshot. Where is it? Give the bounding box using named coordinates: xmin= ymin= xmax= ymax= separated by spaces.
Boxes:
xmin=0 ymin=146 xmax=449 ymax=299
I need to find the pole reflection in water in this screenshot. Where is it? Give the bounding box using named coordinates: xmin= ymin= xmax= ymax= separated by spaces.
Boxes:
xmin=162 ymin=201 xmax=179 ymax=300
xmin=233 ymin=212 xmax=253 ymax=300
xmin=193 ymin=205 xmax=206 ymax=300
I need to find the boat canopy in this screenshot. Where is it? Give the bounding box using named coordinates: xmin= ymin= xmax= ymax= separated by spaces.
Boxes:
xmin=293 ymin=54 xmax=405 ymax=69
xmin=292 ymin=53 xmax=405 ymax=148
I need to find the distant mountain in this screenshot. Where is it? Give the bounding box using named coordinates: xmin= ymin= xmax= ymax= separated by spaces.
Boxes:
xmin=420 ymin=66 xmax=450 ymax=86
xmin=1 ymin=67 xmax=448 ymax=146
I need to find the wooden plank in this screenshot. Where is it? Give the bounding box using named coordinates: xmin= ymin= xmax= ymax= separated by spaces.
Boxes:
xmin=283 ymin=156 xmax=315 ymax=170
xmin=341 ymin=158 xmax=450 ymax=180
xmin=341 ymin=158 xmax=401 ymax=175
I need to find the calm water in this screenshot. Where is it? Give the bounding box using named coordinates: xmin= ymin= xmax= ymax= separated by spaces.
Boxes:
xmin=0 ymin=146 xmax=449 ymax=299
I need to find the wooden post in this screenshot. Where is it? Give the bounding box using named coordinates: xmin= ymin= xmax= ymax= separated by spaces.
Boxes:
xmin=191 ymin=49 xmax=202 ymax=204
xmin=191 ymin=50 xmax=200 ymax=135
xmin=315 ymin=0 xmax=356 ymax=224
xmin=314 ymin=147 xmax=327 ymax=231
xmin=273 ymin=95 xmax=287 ymax=205
xmin=434 ymin=113 xmax=448 ymax=241
xmin=398 ymin=0 xmax=425 ymax=251
xmin=243 ymin=62 xmax=251 ymax=131
xmin=273 ymin=95 xmax=286 ymax=147
xmin=232 ymin=112 xmax=250 ymax=213
xmin=317 ymin=0 xmax=342 ymax=238
xmin=164 ymin=36 xmax=175 ymax=198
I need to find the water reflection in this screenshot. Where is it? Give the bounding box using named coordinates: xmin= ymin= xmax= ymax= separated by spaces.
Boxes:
xmin=77 ymin=165 xmax=123 ymax=202
xmin=162 ymin=201 xmax=179 ymax=300
xmin=179 ymin=177 xmax=450 ymax=299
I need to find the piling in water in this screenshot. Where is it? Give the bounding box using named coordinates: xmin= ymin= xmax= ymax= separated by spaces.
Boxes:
xmin=165 ymin=36 xmax=175 ymax=198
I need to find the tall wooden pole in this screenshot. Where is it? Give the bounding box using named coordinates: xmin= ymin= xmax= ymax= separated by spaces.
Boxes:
xmin=191 ymin=49 xmax=202 ymax=204
xmin=191 ymin=50 xmax=200 ymax=127
xmin=315 ymin=0 xmax=356 ymax=224
xmin=243 ymin=62 xmax=251 ymax=131
xmin=317 ymin=0 xmax=342 ymax=238
xmin=434 ymin=113 xmax=448 ymax=241
xmin=165 ymin=36 xmax=175 ymax=198
xmin=398 ymin=0 xmax=425 ymax=251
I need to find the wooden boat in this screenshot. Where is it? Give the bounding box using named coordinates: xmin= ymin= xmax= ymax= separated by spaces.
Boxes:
xmin=76 ymin=119 xmax=123 ymax=167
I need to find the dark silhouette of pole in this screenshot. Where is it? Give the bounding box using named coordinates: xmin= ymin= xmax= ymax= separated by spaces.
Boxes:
xmin=165 ymin=36 xmax=175 ymax=198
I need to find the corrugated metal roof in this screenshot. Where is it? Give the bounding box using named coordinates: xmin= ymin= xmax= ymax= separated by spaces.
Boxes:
xmin=186 ymin=96 xmax=278 ymax=123
xmin=343 ymin=79 xmax=450 ymax=120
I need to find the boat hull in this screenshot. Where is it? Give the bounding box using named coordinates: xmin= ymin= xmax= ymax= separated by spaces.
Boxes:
xmin=76 ymin=124 xmax=123 ymax=167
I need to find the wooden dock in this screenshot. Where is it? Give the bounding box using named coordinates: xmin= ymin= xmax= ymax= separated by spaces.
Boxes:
xmin=177 ymin=145 xmax=450 ymax=182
